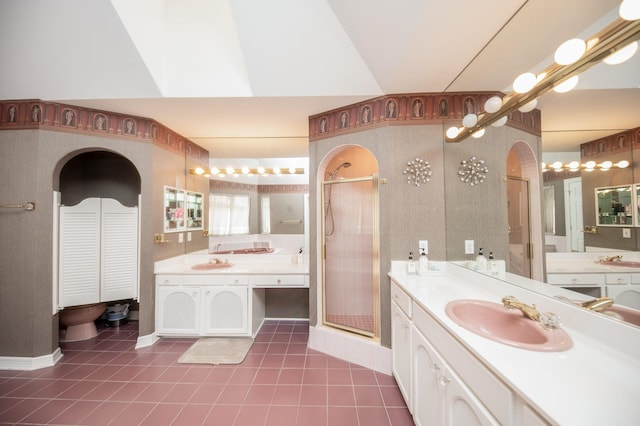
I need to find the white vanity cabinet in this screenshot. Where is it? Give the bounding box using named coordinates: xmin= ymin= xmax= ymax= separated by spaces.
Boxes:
xmin=156 ymin=274 xmax=250 ymax=336
xmin=412 ymin=318 xmax=498 ymax=426
xmin=390 ymin=279 xmax=551 ymax=426
xmin=391 ymin=283 xmax=413 ymax=411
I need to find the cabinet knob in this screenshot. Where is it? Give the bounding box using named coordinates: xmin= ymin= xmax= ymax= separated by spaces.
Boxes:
xmin=430 ymin=363 xmax=441 ymax=372
xmin=438 ymin=375 xmax=450 ymax=386
xmin=617 ymin=278 xmax=623 ymax=284
xmin=234 ymin=279 xmax=239 ymax=284
xmin=402 ymin=324 xmax=409 ymax=330
xmin=571 ymin=278 xmax=577 ymax=284
xmin=394 ymin=294 xmax=399 ymax=299
xmin=277 ymin=279 xmax=281 ymax=284
xmin=206 ymin=291 xmax=210 ymax=296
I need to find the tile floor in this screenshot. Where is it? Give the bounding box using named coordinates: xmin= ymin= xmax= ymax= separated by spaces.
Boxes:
xmin=0 ymin=320 xmax=414 ymax=425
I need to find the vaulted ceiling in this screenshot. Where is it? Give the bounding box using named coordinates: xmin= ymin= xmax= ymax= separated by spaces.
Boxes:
xmin=1 ymin=0 xmax=638 ymax=158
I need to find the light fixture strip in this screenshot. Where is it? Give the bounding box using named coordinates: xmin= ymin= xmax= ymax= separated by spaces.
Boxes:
xmin=189 ymin=167 xmax=305 ymax=176
xmin=446 ymin=17 xmax=640 ymax=143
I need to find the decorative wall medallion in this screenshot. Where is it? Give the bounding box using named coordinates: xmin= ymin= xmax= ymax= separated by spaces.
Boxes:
xmin=458 ymin=157 xmax=488 ymax=186
xmin=403 ymin=158 xmax=432 ymax=187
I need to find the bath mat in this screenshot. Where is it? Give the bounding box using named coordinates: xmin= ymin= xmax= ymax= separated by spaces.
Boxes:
xmin=178 ymin=337 xmax=254 ymax=365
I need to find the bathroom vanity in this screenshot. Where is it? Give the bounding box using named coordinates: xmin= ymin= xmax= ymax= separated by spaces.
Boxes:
xmin=154 ymin=252 xmax=308 ymax=337
xmin=389 ymin=262 xmax=640 ymax=425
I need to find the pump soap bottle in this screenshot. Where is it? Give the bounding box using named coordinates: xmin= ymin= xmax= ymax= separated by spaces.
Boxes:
xmin=476 ymin=248 xmax=487 ymax=273
xmin=418 ymin=248 xmax=429 ymax=276
xmin=407 ymin=252 xmax=416 ymax=275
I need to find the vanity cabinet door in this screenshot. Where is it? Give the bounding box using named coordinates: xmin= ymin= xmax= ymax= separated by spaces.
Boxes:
xmin=443 ymin=366 xmax=500 ymax=426
xmin=391 ymin=302 xmax=412 ymax=412
xmin=412 ymin=324 xmax=445 ymax=425
xmin=156 ymin=286 xmax=200 ymax=335
xmin=202 ymin=286 xmax=249 ymax=335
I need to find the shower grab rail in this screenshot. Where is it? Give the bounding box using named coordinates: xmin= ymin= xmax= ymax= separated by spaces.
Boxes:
xmin=0 ymin=202 xmax=36 ymax=211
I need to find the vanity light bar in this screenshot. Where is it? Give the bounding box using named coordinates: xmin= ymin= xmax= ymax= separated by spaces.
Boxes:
xmin=190 ymin=167 xmax=305 ymax=177
xmin=541 ymin=160 xmax=630 ymax=172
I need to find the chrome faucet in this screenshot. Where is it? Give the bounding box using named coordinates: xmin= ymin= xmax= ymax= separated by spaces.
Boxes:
xmin=502 ymin=296 xmax=541 ymax=322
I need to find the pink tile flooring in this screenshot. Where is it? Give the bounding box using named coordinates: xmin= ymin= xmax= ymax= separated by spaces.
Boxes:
xmin=0 ymin=320 xmax=414 ymax=425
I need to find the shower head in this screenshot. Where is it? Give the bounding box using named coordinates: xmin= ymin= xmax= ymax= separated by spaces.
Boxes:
xmin=328 ymin=162 xmax=352 ymax=180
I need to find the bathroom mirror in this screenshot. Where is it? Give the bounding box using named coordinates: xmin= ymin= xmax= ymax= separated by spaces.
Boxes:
xmin=595 ymin=185 xmax=633 ymax=226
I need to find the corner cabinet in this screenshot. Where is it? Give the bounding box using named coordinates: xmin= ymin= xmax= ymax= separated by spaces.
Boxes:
xmin=390 ymin=282 xmax=549 ymax=426
xmin=156 ymin=274 xmax=249 ymax=336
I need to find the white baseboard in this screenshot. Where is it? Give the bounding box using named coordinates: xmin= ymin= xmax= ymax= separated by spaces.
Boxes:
xmin=308 ymin=325 xmax=392 ymax=375
xmin=0 ymin=347 xmax=63 ymax=371
xmin=135 ymin=332 xmax=160 ymax=349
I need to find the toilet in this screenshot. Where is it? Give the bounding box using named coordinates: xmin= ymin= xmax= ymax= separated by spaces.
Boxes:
xmin=59 ymin=303 xmax=107 ymax=342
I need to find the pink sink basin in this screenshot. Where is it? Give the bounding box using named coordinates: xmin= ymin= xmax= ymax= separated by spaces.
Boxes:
xmin=210 ymin=247 xmax=275 ymax=254
xmin=601 ymin=305 xmax=640 ymax=326
xmin=445 ymin=299 xmax=573 ymax=352
xmin=190 ymin=262 xmax=233 ymax=270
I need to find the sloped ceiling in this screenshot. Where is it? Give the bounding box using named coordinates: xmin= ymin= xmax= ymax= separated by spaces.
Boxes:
xmin=0 ymin=0 xmax=638 ymax=158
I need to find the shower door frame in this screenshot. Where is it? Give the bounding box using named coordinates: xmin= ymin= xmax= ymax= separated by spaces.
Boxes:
xmin=321 ymin=174 xmax=380 ymax=339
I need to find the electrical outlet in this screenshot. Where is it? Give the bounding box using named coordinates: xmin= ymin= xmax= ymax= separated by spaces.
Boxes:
xmin=178 ymin=233 xmax=184 ymax=243
xmin=623 ymin=228 xmax=631 ymax=238
xmin=465 ymin=240 xmax=474 ymax=254
xmin=187 ymin=232 xmax=192 ymax=242
xmin=419 ymin=240 xmax=428 ymax=254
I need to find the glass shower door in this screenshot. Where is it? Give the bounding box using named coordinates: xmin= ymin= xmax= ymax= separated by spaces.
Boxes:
xmin=322 ymin=175 xmax=379 ymax=338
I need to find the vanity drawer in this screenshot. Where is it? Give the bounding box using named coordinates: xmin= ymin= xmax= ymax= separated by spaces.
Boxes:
xmin=547 ymin=273 xmax=605 ymax=286
xmin=181 ymin=274 xmax=249 ymax=286
xmin=391 ymin=281 xmax=412 ymax=318
xmin=605 ymin=273 xmax=631 ymax=285
xmin=156 ymin=274 xmax=182 ymax=286
xmin=253 ymin=274 xmax=308 ymax=287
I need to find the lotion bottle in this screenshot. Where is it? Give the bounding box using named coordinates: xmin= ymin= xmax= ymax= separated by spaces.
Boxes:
xmin=476 ymin=248 xmax=487 ymax=273
xmin=418 ymin=248 xmax=429 ymax=276
xmin=407 ymin=252 xmax=416 ymax=275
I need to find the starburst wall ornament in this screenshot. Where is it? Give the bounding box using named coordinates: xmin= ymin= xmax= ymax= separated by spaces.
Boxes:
xmin=403 ymin=158 xmax=432 ymax=187
xmin=458 ymin=157 xmax=488 ymax=186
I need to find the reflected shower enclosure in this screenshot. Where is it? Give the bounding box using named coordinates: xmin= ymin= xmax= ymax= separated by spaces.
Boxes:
xmin=322 ymin=173 xmax=379 ymax=338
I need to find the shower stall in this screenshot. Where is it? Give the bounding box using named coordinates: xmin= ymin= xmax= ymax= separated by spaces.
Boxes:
xmin=321 ymin=167 xmax=379 ymax=339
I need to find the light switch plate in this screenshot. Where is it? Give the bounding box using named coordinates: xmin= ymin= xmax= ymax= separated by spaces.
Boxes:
xmin=623 ymin=228 xmax=631 ymax=238
xmin=187 ymin=232 xmax=192 ymax=242
xmin=419 ymin=240 xmax=428 ymax=254
xmin=178 ymin=233 xmax=184 ymax=243
xmin=465 ymin=240 xmax=475 ymax=254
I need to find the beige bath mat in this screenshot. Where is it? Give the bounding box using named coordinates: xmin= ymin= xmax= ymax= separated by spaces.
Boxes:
xmin=178 ymin=337 xmax=254 ymax=365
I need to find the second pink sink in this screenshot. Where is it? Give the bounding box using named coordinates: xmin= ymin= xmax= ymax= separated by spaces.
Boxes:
xmin=445 ymin=299 xmax=573 ymax=352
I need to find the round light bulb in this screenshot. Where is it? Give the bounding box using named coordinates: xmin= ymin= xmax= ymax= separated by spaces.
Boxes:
xmin=620 ymin=0 xmax=640 ymax=20
xmin=541 ymin=162 xmax=547 ymax=170
xmin=462 ymin=113 xmax=478 ymax=128
xmin=491 ymin=116 xmax=508 ymax=127
xmin=552 ymin=161 xmax=563 ymax=170
xmin=446 ymin=126 xmax=460 ymax=139
xmin=471 ymin=128 xmax=485 ymax=138
xmin=225 ymin=166 xmax=234 ymax=174
xmin=272 ymin=167 xmax=281 ymax=174
xmin=289 ymin=167 xmax=296 ymax=174
xmin=568 ymin=161 xmax=580 ymax=169
xmin=604 ymin=41 xmax=638 ymax=65
xmin=585 ymin=161 xmax=596 ymax=169
xmin=518 ymin=99 xmax=538 ymax=113
xmin=553 ymin=75 xmax=579 ymax=93
xmin=554 ymin=38 xmax=586 ymax=65
xmin=241 ymin=166 xmax=249 ymax=174
xmin=484 ymin=96 xmax=502 ymax=113
xmin=617 ymin=160 xmax=630 ymax=168
xmin=257 ymin=166 xmax=265 ymax=174
xmin=601 ymin=161 xmax=613 ymax=169
xmin=211 ymin=167 xmax=220 ymax=175
xmin=513 ymin=72 xmax=537 ymax=93
xmin=194 ymin=167 xmax=204 ymax=175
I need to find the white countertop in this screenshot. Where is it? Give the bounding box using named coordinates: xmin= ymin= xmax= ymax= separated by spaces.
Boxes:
xmin=546 ymin=251 xmax=640 ymax=274
xmin=389 ymin=262 xmax=640 ymax=426
xmin=154 ymin=253 xmax=309 ymax=275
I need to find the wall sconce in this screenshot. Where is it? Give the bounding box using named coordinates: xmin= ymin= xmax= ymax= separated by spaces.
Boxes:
xmin=446 ymin=8 xmax=640 ymax=143
xmin=190 ymin=167 xmax=305 ymax=178
xmin=403 ymin=158 xmax=432 ymax=187
xmin=458 ymin=157 xmax=488 ymax=186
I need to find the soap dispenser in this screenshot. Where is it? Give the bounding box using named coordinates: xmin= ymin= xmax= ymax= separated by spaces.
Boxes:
xmin=476 ymin=248 xmax=487 ymax=273
xmin=407 ymin=252 xmax=416 ymax=275
xmin=489 ymin=252 xmax=498 ymax=276
xmin=418 ymin=248 xmax=429 ymax=276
